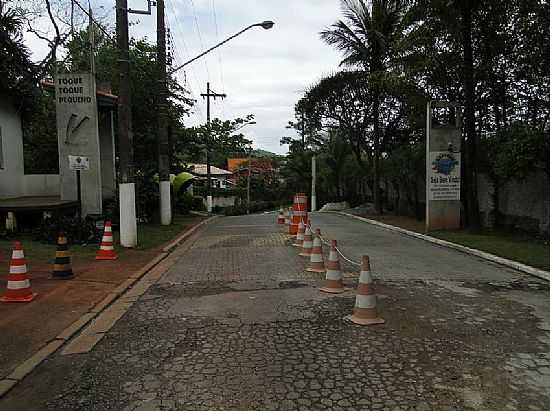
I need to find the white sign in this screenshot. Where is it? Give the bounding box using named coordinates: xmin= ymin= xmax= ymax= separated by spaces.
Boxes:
xmin=68 ymin=155 xmax=90 ymax=171
xmin=428 ymin=151 xmax=461 ymax=201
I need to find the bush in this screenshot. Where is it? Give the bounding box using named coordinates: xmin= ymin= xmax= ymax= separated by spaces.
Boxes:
xmin=223 ymin=200 xmax=288 ymax=216
xmin=176 ymin=192 xmax=194 ymax=214
xmin=176 ymin=192 xmax=207 ymax=214
xmin=32 ymin=215 xmax=100 ymax=245
xmin=192 ymin=196 xmax=206 ymax=212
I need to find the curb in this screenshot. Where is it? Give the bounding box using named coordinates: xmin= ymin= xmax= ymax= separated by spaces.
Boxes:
xmin=335 ymin=212 xmax=550 ymax=283
xmin=0 ymin=216 xmax=217 ymax=398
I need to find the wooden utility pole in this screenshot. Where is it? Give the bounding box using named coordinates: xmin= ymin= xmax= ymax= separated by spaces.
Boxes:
xmin=116 ymin=0 xmax=138 ymax=246
xmin=157 ymin=0 xmax=171 ymax=225
xmin=201 ymin=82 xmax=226 ymax=212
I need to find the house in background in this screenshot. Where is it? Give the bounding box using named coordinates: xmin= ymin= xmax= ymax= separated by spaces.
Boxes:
xmin=187 ymin=163 xmax=233 ymax=189
xmin=186 ymin=163 xmax=237 ymax=208
xmin=226 ymin=157 xmax=277 ymax=185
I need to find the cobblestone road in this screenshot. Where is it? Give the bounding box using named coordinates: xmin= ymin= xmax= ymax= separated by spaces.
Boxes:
xmin=2 ymin=213 xmax=550 ymax=410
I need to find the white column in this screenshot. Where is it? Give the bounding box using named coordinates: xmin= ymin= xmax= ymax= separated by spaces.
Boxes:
xmin=207 ymin=195 xmax=213 ymax=213
xmin=119 ymin=182 xmax=137 ymax=247
xmin=160 ymin=181 xmax=171 ymax=225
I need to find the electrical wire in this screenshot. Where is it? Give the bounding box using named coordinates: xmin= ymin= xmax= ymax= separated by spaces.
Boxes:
xmin=188 ymin=0 xmax=210 ymax=80
xmin=211 ymin=0 xmax=226 ymax=118
xmin=165 ymin=0 xmax=205 ymax=123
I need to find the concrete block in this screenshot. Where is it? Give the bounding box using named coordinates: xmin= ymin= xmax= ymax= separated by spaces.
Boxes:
xmin=0 ymin=379 xmax=17 ymax=398
xmin=61 ymin=333 xmax=104 ymax=355
xmin=8 ymin=340 xmax=64 ymax=381
xmin=56 ymin=312 xmax=96 ymax=340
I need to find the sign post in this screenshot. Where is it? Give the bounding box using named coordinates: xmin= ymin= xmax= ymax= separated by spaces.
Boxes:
xmin=69 ymin=155 xmax=90 ymax=219
xmin=55 ymin=73 xmax=102 ymax=218
xmin=425 ymin=102 xmax=462 ymax=232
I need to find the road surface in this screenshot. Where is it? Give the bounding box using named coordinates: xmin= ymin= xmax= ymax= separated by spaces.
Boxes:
xmin=1 ymin=212 xmax=550 ymax=410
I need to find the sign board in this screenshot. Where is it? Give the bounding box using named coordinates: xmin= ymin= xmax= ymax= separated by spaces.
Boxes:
xmin=55 ymin=72 xmax=102 ymax=216
xmin=425 ymin=101 xmax=462 ymax=232
xmin=68 ymin=155 xmax=90 ymax=171
xmin=428 ymin=151 xmax=461 ymax=201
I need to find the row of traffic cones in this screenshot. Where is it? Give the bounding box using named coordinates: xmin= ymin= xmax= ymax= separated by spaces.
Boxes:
xmin=1 ymin=221 xmax=118 ymax=303
xmin=286 ymin=217 xmax=384 ymax=326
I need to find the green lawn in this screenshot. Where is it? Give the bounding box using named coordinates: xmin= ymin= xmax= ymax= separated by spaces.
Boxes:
xmin=431 ymin=230 xmax=550 ymax=272
xmin=0 ymin=214 xmax=204 ymax=263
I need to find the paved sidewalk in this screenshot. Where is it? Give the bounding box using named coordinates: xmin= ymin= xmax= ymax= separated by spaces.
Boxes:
xmin=1 ymin=213 xmax=550 ymax=410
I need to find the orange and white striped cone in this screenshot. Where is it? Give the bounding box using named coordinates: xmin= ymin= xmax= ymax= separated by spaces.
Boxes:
xmin=347 ymin=256 xmax=384 ymax=325
xmin=283 ymin=208 xmax=290 ymax=229
xmin=1 ymin=242 xmax=37 ymax=303
xmin=96 ymin=221 xmax=118 ymax=260
xmin=306 ymin=228 xmax=325 ymax=273
xmin=277 ymin=207 xmax=285 ymax=224
xmin=298 ymin=224 xmax=313 ymax=257
xmin=287 ymin=208 xmax=294 ymax=235
xmin=320 ymin=240 xmax=344 ymax=293
xmin=293 ymin=220 xmax=305 ymax=247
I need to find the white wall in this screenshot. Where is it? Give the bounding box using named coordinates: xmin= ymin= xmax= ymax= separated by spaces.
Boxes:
xmin=0 ymin=100 xmax=24 ymax=199
xmin=478 ymin=171 xmax=550 ymax=233
xmin=203 ymin=195 xmax=236 ymax=209
xmin=22 ymin=175 xmax=60 ymax=197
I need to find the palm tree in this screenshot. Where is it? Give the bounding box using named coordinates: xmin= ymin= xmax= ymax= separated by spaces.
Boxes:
xmin=321 ymin=0 xmax=409 ymax=213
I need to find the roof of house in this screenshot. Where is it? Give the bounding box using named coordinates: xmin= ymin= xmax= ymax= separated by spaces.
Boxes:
xmin=227 ymin=157 xmax=274 ymax=172
xmin=187 ymin=163 xmax=233 ymax=176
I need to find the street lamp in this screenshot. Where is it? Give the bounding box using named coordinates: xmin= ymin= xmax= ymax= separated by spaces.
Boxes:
xmin=169 ymin=21 xmax=275 ymax=74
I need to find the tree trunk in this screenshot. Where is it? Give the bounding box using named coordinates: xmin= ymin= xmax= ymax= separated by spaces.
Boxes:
xmin=373 ymin=91 xmax=382 ymax=214
xmin=461 ymin=2 xmax=481 ymax=231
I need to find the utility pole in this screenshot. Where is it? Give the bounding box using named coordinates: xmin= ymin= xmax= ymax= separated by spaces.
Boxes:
xmin=157 ymin=0 xmax=171 ymax=225
xmin=116 ymin=0 xmax=138 ymax=247
xmin=200 ymin=82 xmax=226 ymax=213
xmin=301 ymin=111 xmax=305 ymax=149
xmin=246 ymin=155 xmax=252 ymax=214
xmin=311 ymin=155 xmax=317 ymax=212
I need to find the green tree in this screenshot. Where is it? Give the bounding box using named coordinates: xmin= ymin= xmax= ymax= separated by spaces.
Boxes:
xmin=174 ymin=115 xmax=254 ymax=169
xmin=0 ymin=7 xmax=39 ymax=118
xmin=321 ymin=0 xmax=411 ymax=213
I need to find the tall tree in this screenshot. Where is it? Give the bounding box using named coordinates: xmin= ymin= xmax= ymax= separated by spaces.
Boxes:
xmin=320 ymin=0 xmax=410 ymax=213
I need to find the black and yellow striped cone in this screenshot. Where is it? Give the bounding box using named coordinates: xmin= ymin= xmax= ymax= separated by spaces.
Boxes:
xmin=51 ymin=233 xmax=74 ymax=279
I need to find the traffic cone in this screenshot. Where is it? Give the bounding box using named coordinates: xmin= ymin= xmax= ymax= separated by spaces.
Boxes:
xmin=51 ymin=232 xmax=74 ymax=279
xmin=306 ymin=228 xmax=325 ymax=273
xmin=299 ymin=224 xmax=313 ymax=257
xmin=347 ymin=256 xmax=384 ymax=325
xmin=96 ymin=221 xmax=117 ymax=260
xmin=293 ymin=220 xmax=305 ymax=247
xmin=1 ymin=242 xmax=37 ymax=303
xmin=320 ymin=240 xmax=344 ymax=293
xmin=277 ymin=207 xmax=285 ymax=224
xmin=287 ymin=208 xmax=294 ymax=235
xmin=284 ymin=208 xmax=290 ymax=226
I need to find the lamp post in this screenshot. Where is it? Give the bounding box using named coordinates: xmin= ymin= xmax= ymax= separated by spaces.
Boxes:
xmin=169 ymin=20 xmax=275 ymax=75
xmin=169 ymin=21 xmax=273 ymax=212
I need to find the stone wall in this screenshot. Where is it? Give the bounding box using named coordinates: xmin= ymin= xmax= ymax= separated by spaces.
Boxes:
xmin=478 ymin=172 xmax=550 ymax=234
xmin=384 ymin=172 xmax=550 ymax=234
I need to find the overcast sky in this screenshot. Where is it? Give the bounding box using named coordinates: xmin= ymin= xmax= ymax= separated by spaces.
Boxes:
xmin=25 ymin=0 xmax=344 ymax=154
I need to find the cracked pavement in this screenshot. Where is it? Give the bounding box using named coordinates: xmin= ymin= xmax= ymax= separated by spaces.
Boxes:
xmin=1 ymin=213 xmax=550 ymax=410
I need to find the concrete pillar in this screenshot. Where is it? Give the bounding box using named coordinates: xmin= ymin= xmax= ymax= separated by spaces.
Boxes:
xmin=119 ymin=183 xmax=137 ymax=247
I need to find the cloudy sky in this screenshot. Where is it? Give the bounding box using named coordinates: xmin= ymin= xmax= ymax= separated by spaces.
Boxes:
xmin=26 ymin=0 xmax=345 ymax=154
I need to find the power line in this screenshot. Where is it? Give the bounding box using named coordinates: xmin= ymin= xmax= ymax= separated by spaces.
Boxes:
xmin=165 ymin=0 xmax=205 ymax=123
xmin=211 ymin=0 xmax=229 ymax=119
xmin=71 ymin=0 xmax=114 ymax=43
xmin=188 ymin=0 xmax=210 ymax=80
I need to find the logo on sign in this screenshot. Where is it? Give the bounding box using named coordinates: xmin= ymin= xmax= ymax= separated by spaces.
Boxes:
xmin=432 ymin=153 xmax=458 ymax=176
